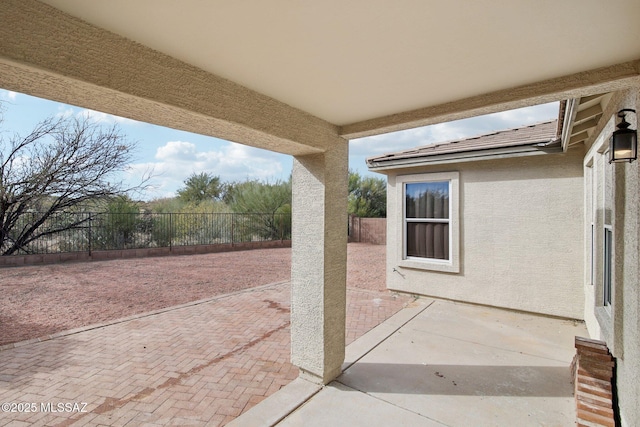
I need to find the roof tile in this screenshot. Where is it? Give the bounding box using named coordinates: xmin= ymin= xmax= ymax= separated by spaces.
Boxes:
xmin=367 ymin=120 xmax=558 ymax=164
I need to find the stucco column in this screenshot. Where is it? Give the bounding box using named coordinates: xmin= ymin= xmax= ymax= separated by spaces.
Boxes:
xmin=291 ymin=139 xmax=348 ymax=384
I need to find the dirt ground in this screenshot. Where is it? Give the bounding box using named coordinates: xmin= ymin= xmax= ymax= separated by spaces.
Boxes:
xmin=0 ymin=243 xmax=385 ymax=346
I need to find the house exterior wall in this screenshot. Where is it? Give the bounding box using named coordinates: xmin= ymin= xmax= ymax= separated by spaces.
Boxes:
xmin=583 ymin=88 xmax=639 ymax=427
xmin=384 ymin=148 xmax=585 ymax=319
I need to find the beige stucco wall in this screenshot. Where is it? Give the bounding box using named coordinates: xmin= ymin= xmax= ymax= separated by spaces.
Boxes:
xmin=291 ymin=144 xmax=349 ymax=384
xmin=616 ymin=122 xmax=640 ymax=427
xmin=384 ymin=148 xmax=585 ymax=319
xmin=583 ymin=88 xmax=640 ymax=427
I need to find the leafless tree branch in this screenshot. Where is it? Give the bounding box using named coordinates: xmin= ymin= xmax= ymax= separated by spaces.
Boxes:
xmin=0 ymin=110 xmax=149 ymax=255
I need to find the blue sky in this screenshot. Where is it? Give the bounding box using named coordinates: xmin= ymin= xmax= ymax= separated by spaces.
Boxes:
xmin=0 ymin=88 xmax=559 ymax=201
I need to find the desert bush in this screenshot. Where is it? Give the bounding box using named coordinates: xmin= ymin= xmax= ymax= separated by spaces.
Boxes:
xmin=91 ymin=196 xmax=144 ymax=249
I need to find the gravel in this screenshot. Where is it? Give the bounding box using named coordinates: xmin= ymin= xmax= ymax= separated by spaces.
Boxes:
xmin=0 ymin=243 xmax=385 ymax=346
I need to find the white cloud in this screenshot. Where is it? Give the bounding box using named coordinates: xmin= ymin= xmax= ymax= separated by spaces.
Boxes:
xmin=155 ymin=141 xmax=201 ymax=161
xmin=56 ymin=106 xmax=75 ymax=119
xmin=52 ymin=107 xmax=142 ymax=131
xmin=349 ymin=102 xmax=560 ymax=176
xmin=70 ymin=108 xmax=140 ymax=125
xmin=0 ymin=90 xmax=17 ymax=101
xmin=350 ymin=102 xmax=560 ymax=157
xmin=129 ymin=140 xmax=288 ymax=200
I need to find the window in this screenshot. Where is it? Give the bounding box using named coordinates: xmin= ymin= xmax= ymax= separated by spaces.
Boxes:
xmin=587 ymin=164 xmax=596 ymax=286
xmin=397 ymin=172 xmax=459 ymax=273
xmin=590 ymin=123 xmax=620 ymax=356
xmin=405 ymin=181 xmax=450 ymax=260
xmin=603 ymin=225 xmax=612 ymax=307
xmin=591 ymin=223 xmax=595 ymax=285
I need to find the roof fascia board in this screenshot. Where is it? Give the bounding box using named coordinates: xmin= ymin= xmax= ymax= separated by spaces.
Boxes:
xmin=341 ymin=59 xmax=640 ymax=140
xmin=561 ymin=98 xmax=578 ymax=152
xmin=368 ymin=143 xmax=562 ymax=171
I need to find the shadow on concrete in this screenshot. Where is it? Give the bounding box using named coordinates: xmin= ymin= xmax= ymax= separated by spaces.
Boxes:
xmin=338 ymin=363 xmax=573 ymax=397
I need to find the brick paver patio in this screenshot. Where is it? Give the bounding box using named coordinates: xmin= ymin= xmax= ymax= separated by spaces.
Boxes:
xmin=0 ymin=281 xmax=411 ymax=426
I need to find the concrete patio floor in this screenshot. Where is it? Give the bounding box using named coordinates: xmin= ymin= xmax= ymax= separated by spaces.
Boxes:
xmin=233 ymin=298 xmax=587 ymax=427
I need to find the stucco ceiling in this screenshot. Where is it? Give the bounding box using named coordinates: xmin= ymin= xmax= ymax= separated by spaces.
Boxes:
xmin=38 ymin=0 xmax=640 ymax=129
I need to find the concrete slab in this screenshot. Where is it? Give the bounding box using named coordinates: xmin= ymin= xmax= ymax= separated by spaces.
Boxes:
xmin=336 ymin=300 xmax=587 ymax=427
xmin=277 ymin=382 xmax=446 ymax=427
xmin=229 ymin=297 xmax=587 ymax=427
xmin=408 ymin=299 xmax=582 ymax=362
xmin=342 ymin=298 xmax=432 ymax=370
xmin=226 ymin=377 xmax=322 ymax=427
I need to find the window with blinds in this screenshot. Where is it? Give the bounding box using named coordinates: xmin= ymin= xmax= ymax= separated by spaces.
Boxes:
xmin=405 ymin=181 xmax=450 ymax=260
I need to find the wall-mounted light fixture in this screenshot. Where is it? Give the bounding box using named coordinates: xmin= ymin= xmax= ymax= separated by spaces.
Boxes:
xmin=609 ymin=109 xmax=637 ymax=163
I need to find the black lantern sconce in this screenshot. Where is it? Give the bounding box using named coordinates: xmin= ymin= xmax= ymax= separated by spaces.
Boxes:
xmin=609 ymin=109 xmax=637 ymax=163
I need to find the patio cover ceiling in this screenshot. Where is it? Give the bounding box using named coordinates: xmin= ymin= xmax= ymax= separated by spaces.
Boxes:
xmin=4 ymin=1 xmax=640 ymax=147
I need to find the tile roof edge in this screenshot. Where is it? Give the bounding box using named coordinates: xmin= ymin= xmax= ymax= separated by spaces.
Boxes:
xmin=367 ymin=119 xmax=558 ymax=164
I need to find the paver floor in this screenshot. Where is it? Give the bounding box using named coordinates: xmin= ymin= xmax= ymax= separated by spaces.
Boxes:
xmin=0 ymin=282 xmax=411 ymax=426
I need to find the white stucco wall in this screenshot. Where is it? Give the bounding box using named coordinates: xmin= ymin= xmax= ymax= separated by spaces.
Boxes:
xmin=384 ymin=148 xmax=585 ymax=319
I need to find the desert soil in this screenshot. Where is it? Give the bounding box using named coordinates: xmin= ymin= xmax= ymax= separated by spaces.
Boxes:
xmin=0 ymin=243 xmax=385 ymax=346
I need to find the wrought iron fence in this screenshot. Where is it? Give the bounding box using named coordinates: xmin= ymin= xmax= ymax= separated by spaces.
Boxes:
xmin=1 ymin=211 xmax=292 ymax=255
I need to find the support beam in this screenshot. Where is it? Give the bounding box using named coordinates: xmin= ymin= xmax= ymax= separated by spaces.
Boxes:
xmin=572 ymin=118 xmax=600 ymax=134
xmin=575 ymin=104 xmax=603 ymax=122
xmin=569 ymin=131 xmax=589 ymax=145
xmin=579 ymin=93 xmax=608 ymax=104
xmin=340 ymin=60 xmax=640 ymax=139
xmin=583 ymin=90 xmax=627 ymax=149
xmin=0 ymin=0 xmax=336 ymax=156
xmin=291 ymin=139 xmax=348 ymax=384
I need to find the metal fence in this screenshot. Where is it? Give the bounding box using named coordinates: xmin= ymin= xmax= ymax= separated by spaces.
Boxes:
xmin=2 ymin=212 xmax=292 ymax=255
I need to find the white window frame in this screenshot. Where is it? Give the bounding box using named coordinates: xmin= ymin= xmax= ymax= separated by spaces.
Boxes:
xmin=590 ymin=223 xmax=595 ymax=286
xmin=586 ymin=163 xmax=596 ymax=286
xmin=589 ymin=117 xmax=623 ymax=358
xmin=603 ymin=224 xmax=613 ymax=309
xmin=601 ymin=145 xmax=613 ymax=312
xmin=397 ymin=172 xmax=460 ymax=273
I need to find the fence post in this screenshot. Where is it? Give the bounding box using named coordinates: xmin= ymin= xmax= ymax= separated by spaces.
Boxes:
xmin=88 ymin=212 xmax=92 ymax=256
xmin=169 ymin=213 xmax=173 ymax=252
xmin=231 ymin=213 xmax=235 ymax=247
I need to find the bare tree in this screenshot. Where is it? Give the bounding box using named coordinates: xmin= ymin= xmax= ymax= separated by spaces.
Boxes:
xmin=0 ymin=112 xmax=146 ymax=255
